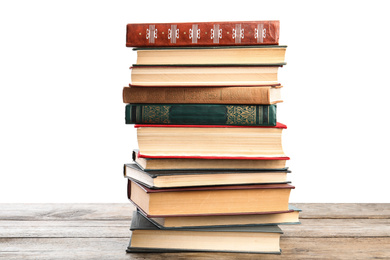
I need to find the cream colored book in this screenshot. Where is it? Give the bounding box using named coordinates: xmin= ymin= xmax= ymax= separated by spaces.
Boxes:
xmin=135 ymin=123 xmax=288 ymax=159
xmin=134 ymin=46 xmax=287 ymax=65
xmin=130 ymin=65 xmax=281 ymax=86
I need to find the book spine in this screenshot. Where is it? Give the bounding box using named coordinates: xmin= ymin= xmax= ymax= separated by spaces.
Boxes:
xmin=123 ymin=86 xmax=277 ymax=104
xmin=125 ymin=104 xmax=277 ymax=126
xmin=126 ymin=21 xmax=279 ymax=47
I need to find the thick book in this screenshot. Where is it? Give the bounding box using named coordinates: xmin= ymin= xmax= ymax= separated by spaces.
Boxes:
xmin=123 ymin=85 xmax=282 ymax=104
xmin=126 ymin=21 xmax=280 ymax=47
xmin=134 ymin=46 xmax=286 ymax=65
xmin=132 ymin=149 xmax=289 ymax=171
xmin=124 ymin=163 xmax=291 ymax=188
xmin=127 ymin=211 xmax=282 ymax=254
xmin=130 ymin=65 xmax=282 ymax=87
xmin=125 ymin=104 xmax=277 ymax=126
xmin=127 ymin=179 xmax=294 ymax=217
xmin=135 ymin=123 xmax=288 ymax=159
xmin=139 ymin=205 xmax=301 ymax=229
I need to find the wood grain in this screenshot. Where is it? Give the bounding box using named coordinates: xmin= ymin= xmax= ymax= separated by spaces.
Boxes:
xmin=1 ymin=238 xmax=389 ymax=259
xmin=0 ymin=203 xmax=389 ymax=259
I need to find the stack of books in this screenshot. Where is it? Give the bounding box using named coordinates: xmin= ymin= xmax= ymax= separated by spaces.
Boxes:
xmin=123 ymin=20 xmax=300 ymax=254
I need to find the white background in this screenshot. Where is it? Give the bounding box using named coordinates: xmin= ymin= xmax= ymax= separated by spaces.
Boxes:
xmin=0 ymin=0 xmax=389 ymax=203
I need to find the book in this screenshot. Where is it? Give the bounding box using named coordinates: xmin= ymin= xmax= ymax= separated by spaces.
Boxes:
xmin=127 ymin=179 xmax=294 ymax=217
xmin=123 ymin=85 xmax=282 ymax=104
xmin=126 ymin=21 xmax=280 ymax=47
xmin=132 ymin=149 xmax=288 ymax=171
xmin=124 ymin=163 xmax=291 ymax=188
xmin=130 ymin=65 xmax=282 ymax=86
xmin=135 ymin=123 xmax=288 ymax=159
xmin=125 ymin=104 xmax=277 ymax=126
xmin=127 ymin=210 xmax=283 ymax=254
xmin=134 ymin=46 xmax=286 ymax=65
xmin=140 ymin=205 xmax=301 ymax=229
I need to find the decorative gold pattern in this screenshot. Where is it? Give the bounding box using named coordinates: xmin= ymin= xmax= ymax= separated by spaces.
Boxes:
xmin=142 ymin=105 xmax=171 ymax=123
xmin=226 ymin=105 xmax=256 ymax=125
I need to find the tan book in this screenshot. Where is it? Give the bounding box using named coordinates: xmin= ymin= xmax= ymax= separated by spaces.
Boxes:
xmin=124 ymin=163 xmax=290 ymax=188
xmin=133 ymin=150 xmax=288 ymax=170
xmin=130 ymin=65 xmax=281 ymax=86
xmin=127 ymin=179 xmax=294 ymax=217
xmin=146 ymin=206 xmax=301 ymax=228
xmin=134 ymin=46 xmax=286 ymax=65
xmin=135 ymin=123 xmax=288 ymax=159
xmin=123 ymin=85 xmax=282 ymax=104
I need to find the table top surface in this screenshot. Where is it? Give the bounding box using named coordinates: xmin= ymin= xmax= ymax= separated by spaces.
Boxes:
xmin=0 ymin=203 xmax=389 ymax=259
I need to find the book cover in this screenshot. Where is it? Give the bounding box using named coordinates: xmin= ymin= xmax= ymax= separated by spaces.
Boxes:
xmin=132 ymin=149 xmax=289 ymax=171
xmin=130 ymin=65 xmax=282 ymax=86
xmin=131 ymin=210 xmax=283 ymax=233
xmin=137 ymin=205 xmax=300 ymax=229
xmin=127 ymin=210 xmax=282 ymax=254
xmin=123 ymin=85 xmax=282 ymax=104
xmin=127 ymin=179 xmax=295 ymax=217
xmin=125 ymin=104 xmax=277 ymax=126
xmin=134 ymin=123 xmax=289 ymax=160
xmin=133 ymin=45 xmax=287 ymax=65
xmin=126 ymin=21 xmax=279 ymax=47
xmin=124 ymin=163 xmax=291 ymax=188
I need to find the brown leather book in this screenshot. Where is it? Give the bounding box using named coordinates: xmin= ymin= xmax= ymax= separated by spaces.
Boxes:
xmin=126 ymin=21 xmax=279 ymax=47
xmin=127 ymin=179 xmax=294 ymax=217
xmin=123 ymin=85 xmax=282 ymax=104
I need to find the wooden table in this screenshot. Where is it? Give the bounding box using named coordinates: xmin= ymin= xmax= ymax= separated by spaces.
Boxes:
xmin=0 ymin=203 xmax=389 ymax=259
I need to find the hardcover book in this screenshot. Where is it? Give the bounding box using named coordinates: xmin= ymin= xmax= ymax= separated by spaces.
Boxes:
xmin=134 ymin=46 xmax=286 ymax=65
xmin=139 ymin=205 xmax=301 ymax=229
xmin=124 ymin=163 xmax=291 ymax=188
xmin=132 ymin=149 xmax=289 ymax=171
xmin=135 ymin=123 xmax=288 ymax=159
xmin=123 ymin=85 xmax=282 ymax=104
xmin=127 ymin=179 xmax=295 ymax=217
xmin=126 ymin=21 xmax=280 ymax=47
xmin=125 ymin=104 xmax=277 ymax=126
xmin=127 ymin=210 xmax=283 ymax=254
xmin=130 ymin=65 xmax=282 ymax=86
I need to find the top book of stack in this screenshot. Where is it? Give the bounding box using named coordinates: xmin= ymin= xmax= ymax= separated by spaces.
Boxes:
xmin=126 ymin=21 xmax=279 ymax=47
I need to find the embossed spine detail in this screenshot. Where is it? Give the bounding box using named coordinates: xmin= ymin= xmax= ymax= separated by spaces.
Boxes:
xmin=226 ymin=105 xmax=257 ymax=125
xmin=146 ymin=25 xmax=157 ymax=44
xmin=189 ymin=24 xmax=200 ymax=44
xmin=142 ymin=105 xmax=171 ymax=124
xmin=255 ymin=24 xmax=264 ymax=43
xmin=211 ymin=24 xmax=222 ymax=44
xmin=232 ymin=24 xmax=244 ymax=44
xmin=168 ymin=25 xmax=179 ymax=44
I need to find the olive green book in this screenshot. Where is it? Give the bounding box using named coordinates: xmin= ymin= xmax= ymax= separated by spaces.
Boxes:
xmin=125 ymin=104 xmax=276 ymax=126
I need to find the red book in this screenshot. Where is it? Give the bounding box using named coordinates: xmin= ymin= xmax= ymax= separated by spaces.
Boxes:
xmin=126 ymin=21 xmax=279 ymax=47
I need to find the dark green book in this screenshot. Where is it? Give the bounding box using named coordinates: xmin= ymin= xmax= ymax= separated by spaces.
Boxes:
xmin=125 ymin=103 xmax=277 ymax=126
xmin=126 ymin=210 xmax=282 ymax=254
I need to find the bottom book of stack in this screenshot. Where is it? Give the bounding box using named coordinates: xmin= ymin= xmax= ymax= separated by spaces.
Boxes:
xmin=127 ymin=210 xmax=285 ymax=254
xmin=124 ymin=160 xmax=300 ymax=254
